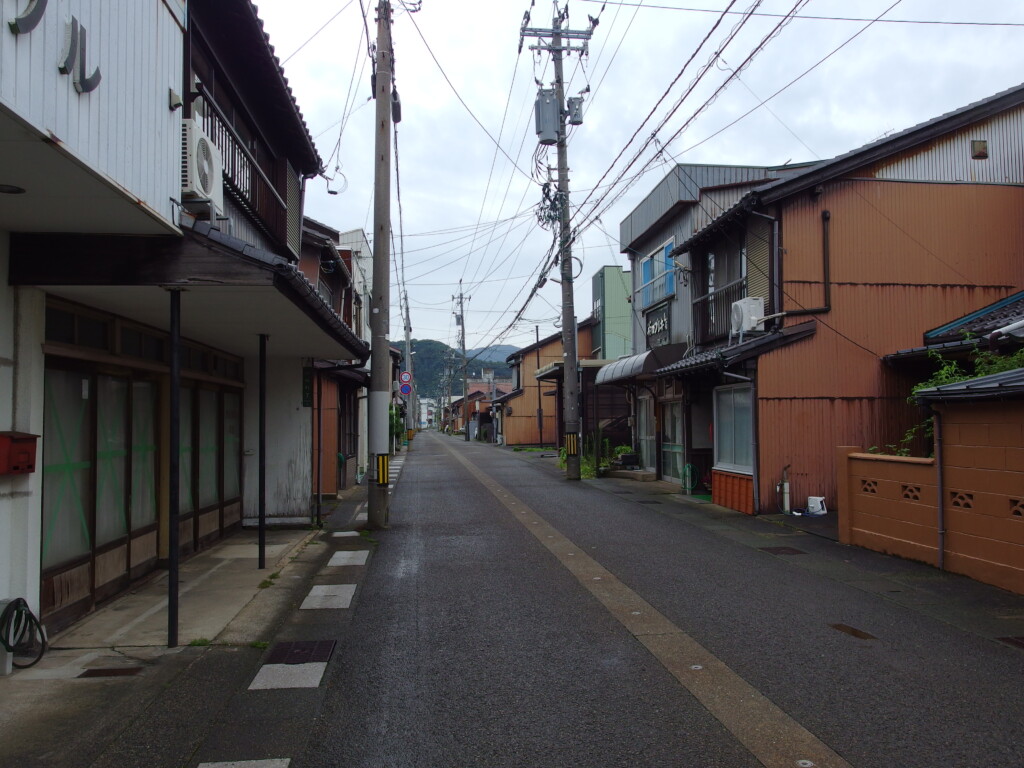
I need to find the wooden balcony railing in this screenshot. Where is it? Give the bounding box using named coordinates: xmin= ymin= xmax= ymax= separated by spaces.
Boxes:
xmin=692 ymin=277 xmax=746 ymax=345
xmin=196 ymin=88 xmax=287 ymax=247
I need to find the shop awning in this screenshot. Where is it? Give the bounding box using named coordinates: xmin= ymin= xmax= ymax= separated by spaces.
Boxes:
xmin=594 ymin=343 xmax=689 ymax=386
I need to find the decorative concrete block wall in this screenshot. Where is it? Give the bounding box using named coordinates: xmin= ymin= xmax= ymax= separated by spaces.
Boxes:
xmin=838 ymin=398 xmax=1024 ymax=596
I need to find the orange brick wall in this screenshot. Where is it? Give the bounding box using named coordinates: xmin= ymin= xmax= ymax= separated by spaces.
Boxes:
xmin=712 ymin=470 xmax=754 ymax=515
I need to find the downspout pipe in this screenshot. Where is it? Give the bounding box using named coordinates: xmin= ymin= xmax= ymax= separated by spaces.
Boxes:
xmin=787 ymin=209 xmax=832 ymax=317
xmin=929 ymin=405 xmax=946 ymax=571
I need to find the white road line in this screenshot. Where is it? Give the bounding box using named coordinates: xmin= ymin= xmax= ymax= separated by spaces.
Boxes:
xmin=300 ymin=584 xmax=356 ymax=610
xmin=328 ymin=550 xmax=368 ymax=567
xmin=331 ymin=531 xmax=360 ymax=539
xmin=248 ymin=662 xmax=327 ymax=690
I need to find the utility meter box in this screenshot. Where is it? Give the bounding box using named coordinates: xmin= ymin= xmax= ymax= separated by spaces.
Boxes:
xmin=535 ymin=88 xmax=559 ymax=145
xmin=0 ymin=432 xmax=40 ymax=475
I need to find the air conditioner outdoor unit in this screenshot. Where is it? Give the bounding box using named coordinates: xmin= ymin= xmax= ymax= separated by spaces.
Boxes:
xmin=730 ymin=297 xmax=765 ymax=334
xmin=181 ymin=118 xmax=224 ymax=215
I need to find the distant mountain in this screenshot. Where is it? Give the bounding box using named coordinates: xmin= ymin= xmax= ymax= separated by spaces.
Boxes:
xmin=406 ymin=340 xmax=516 ymax=400
xmin=467 ymin=344 xmax=519 ymax=363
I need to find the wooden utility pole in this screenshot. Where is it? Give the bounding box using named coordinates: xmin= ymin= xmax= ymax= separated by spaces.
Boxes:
xmin=368 ymin=0 xmax=393 ymax=528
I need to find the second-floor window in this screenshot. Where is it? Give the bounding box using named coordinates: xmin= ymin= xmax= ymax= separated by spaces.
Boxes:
xmin=639 ymin=241 xmax=676 ymax=309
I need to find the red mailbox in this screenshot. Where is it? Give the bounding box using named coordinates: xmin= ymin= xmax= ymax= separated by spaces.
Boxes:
xmin=0 ymin=432 xmax=39 ymax=475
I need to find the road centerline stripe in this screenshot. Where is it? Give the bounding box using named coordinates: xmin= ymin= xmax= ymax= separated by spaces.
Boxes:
xmin=440 ymin=440 xmax=852 ymax=768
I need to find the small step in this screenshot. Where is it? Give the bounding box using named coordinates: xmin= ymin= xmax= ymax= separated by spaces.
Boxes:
xmin=607 ymin=469 xmax=657 ymax=482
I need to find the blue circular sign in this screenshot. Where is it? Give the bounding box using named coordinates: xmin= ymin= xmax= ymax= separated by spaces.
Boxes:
xmin=399 ymin=383 xmax=412 ymax=395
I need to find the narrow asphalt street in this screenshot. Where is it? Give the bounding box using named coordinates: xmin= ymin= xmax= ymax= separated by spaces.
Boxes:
xmin=304 ymin=431 xmax=1024 ymax=767
xmin=6 ymin=429 xmax=1024 ymax=768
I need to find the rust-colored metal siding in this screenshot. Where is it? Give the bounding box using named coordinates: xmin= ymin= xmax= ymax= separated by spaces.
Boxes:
xmin=755 ymin=179 xmax=1024 ymax=512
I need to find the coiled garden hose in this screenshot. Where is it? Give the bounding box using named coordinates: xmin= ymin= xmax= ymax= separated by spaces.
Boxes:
xmin=0 ymin=598 xmax=47 ymax=669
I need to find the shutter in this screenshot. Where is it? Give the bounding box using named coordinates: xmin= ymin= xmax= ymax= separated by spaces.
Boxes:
xmin=286 ymin=162 xmax=302 ymax=258
xmin=745 ymin=216 xmax=771 ymax=310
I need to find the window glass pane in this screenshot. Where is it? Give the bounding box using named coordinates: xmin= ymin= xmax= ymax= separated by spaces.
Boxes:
xmin=714 ymin=385 xmax=753 ymax=472
xmin=198 ymin=389 xmax=219 ymax=507
xmin=78 ymin=315 xmax=110 ymax=350
xmin=46 ymin=307 xmax=76 ymax=344
xmin=716 ymin=389 xmax=735 ymax=466
xmin=95 ymin=376 xmax=129 ymax=546
xmin=179 ymin=388 xmax=195 ymax=514
xmin=42 ymin=370 xmax=92 ymax=569
xmin=223 ymin=391 xmax=242 ymax=499
xmin=131 ymin=381 xmax=158 ymax=529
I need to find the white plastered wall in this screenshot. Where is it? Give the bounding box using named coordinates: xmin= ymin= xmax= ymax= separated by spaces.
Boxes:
xmin=0 ymin=233 xmax=46 ymax=612
xmin=241 ymin=356 xmax=313 ymax=524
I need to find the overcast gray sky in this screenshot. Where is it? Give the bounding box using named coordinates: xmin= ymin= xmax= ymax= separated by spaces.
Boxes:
xmin=252 ymin=0 xmax=1024 ymax=354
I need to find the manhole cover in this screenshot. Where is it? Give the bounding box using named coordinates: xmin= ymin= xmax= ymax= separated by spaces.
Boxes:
xmin=830 ymin=623 xmax=877 ymax=640
xmin=78 ymin=667 xmax=143 ymax=678
xmin=758 ymin=546 xmax=806 ymax=555
xmin=266 ymin=640 xmax=336 ymax=664
xmin=998 ymin=636 xmax=1024 ymax=650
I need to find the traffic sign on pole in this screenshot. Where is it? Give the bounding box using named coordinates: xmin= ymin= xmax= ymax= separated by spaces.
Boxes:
xmin=400 ymin=371 xmax=412 ymax=384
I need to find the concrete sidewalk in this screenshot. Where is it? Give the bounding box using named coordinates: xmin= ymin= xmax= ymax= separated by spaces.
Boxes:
xmin=0 ymin=481 xmax=373 ymax=762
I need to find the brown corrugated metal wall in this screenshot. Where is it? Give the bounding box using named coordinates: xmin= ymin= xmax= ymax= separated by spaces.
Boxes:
xmin=756 ymin=180 xmax=1024 ymax=512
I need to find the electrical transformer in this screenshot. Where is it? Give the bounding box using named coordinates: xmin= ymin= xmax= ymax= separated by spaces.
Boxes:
xmin=566 ymin=96 xmax=583 ymax=126
xmin=534 ymin=88 xmax=559 ymax=145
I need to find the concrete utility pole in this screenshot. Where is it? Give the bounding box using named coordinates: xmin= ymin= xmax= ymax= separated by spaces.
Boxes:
xmin=402 ymin=291 xmax=416 ymax=432
xmin=522 ymin=7 xmax=596 ymax=480
xmin=456 ymin=282 xmax=470 ymax=441
xmin=368 ymin=0 xmax=393 ymax=528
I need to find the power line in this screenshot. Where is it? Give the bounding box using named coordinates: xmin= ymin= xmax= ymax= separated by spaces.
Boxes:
xmin=281 ymin=1 xmax=357 ymax=64
xmin=404 ymin=9 xmax=538 ymax=183
xmin=577 ymin=0 xmax=1024 ymax=27
xmin=575 ymin=0 xmax=809 ymax=236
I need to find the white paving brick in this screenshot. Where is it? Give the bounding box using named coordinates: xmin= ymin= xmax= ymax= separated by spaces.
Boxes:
xmin=328 ymin=550 xmax=368 ymax=567
xmin=300 ymin=584 xmax=356 ymax=610
xmin=248 ymin=662 xmax=327 ymax=690
xmin=331 ymin=531 xmax=360 ymax=539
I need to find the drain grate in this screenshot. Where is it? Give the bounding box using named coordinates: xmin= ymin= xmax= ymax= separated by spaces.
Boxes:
xmin=637 ymin=500 xmax=661 ymax=505
xmin=758 ymin=546 xmax=807 ymax=555
xmin=998 ymin=636 xmax=1024 ymax=650
xmin=830 ymin=623 xmax=877 ymax=640
xmin=78 ymin=667 xmax=143 ymax=678
xmin=265 ymin=640 xmax=336 ymax=665
xmin=611 ymin=491 xmax=633 ymax=495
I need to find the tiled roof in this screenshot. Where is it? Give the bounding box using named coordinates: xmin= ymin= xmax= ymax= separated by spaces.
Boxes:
xmin=924 ymin=291 xmax=1024 ymax=343
xmin=914 ymin=367 xmax=1024 ymax=403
